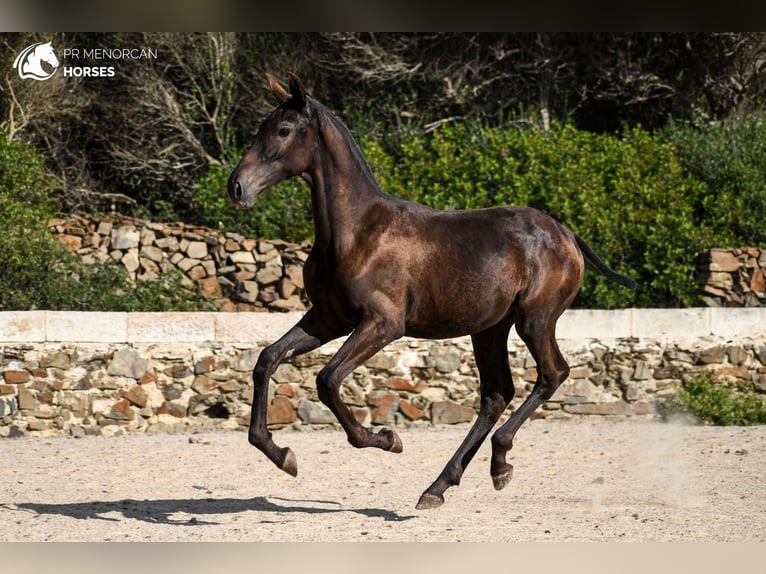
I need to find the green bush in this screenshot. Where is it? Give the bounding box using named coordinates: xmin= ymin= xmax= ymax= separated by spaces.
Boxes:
xmin=0 ymin=131 xmax=213 ymax=312
xmin=663 ymin=118 xmax=766 ymax=247
xmin=669 ymin=373 xmax=766 ymax=426
xmin=366 ymin=122 xmax=713 ymax=308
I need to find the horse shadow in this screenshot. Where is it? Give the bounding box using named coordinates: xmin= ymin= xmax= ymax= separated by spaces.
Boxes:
xmin=4 ymin=495 xmax=416 ymax=526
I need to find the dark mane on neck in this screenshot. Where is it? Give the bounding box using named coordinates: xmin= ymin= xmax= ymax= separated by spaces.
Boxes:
xmin=311 ymin=98 xmax=382 ymax=191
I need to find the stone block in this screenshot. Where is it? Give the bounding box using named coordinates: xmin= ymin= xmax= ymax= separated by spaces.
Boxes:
xmin=297 ymin=399 xmax=335 ymax=424
xmin=367 ymin=392 xmax=398 ymax=424
xmin=0 ymin=311 xmax=46 ymax=343
xmin=3 ymin=370 xmax=30 ymax=384
xmin=430 ymin=400 xmax=474 ymax=424
xmin=127 ymin=312 xmax=215 ymax=342
xmin=111 ymin=226 xmax=140 ymax=250
xmin=556 ymin=309 xmax=632 ymax=340
xmin=707 ymin=250 xmax=742 ymax=272
xmin=215 ymin=311 xmax=305 ymax=344
xmin=631 ymin=308 xmax=710 ymax=339
xmin=186 ymin=241 xmax=208 ymax=259
xmin=267 ymin=396 xmax=297 ymax=426
xmin=710 ymin=308 xmax=766 ymax=338
xmin=46 ymin=311 xmax=127 ymax=343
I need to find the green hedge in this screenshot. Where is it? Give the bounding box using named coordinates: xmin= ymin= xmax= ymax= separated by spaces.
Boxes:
xmin=0 ymin=131 xmax=212 ymax=312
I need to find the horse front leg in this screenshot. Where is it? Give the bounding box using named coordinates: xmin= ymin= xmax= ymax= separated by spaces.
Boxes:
xmin=316 ymin=314 xmax=405 ymax=454
xmin=249 ymin=309 xmax=341 ymax=476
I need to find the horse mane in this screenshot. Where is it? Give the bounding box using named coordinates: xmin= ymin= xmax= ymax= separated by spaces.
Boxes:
xmin=310 ymin=98 xmax=384 ymax=193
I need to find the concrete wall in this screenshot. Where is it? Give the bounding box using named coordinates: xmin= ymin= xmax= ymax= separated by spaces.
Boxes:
xmin=1 ymin=309 xmax=765 ymax=437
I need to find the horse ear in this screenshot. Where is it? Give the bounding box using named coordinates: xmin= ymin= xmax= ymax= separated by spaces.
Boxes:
xmin=286 ymin=71 xmax=308 ymax=109
xmin=266 ymin=73 xmax=289 ymax=104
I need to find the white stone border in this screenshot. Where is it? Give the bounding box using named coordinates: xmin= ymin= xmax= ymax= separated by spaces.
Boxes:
xmin=0 ymin=308 xmax=764 ymax=344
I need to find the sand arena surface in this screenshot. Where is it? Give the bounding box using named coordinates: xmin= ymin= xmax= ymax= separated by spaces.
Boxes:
xmin=1 ymin=418 xmax=764 ymax=542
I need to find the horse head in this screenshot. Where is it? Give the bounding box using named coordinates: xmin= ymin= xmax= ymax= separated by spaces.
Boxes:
xmin=228 ymin=72 xmax=317 ymax=209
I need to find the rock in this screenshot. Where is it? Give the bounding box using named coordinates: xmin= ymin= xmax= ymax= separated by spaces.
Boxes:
xmin=122 ymin=386 xmax=148 ymax=408
xmin=399 ymin=400 xmax=425 ymax=421
xmin=726 ymin=345 xmax=748 ymax=366
xmin=40 ymin=350 xmax=70 ymax=369
xmin=122 ymin=250 xmax=140 ymax=273
xmin=140 ymin=245 xmax=164 ymax=263
xmin=432 ymin=349 xmax=462 ymax=374
xmin=110 ymin=399 xmax=136 ymax=420
xmin=367 ymin=392 xmax=398 ymax=424
xmin=267 ymin=396 xmax=297 ymax=425
xmin=230 ymin=251 xmax=256 ymax=265
xmin=107 ymin=347 xmax=149 ymax=380
xmin=256 ymin=265 xmax=283 ymax=285
xmin=158 ymin=401 xmax=187 ymax=418
xmin=186 ymin=241 xmax=208 ymax=259
xmin=385 ymin=377 xmax=416 ymax=392
xmin=564 ymin=400 xmax=631 ymax=416
xmin=707 ymin=250 xmax=742 ymax=272
xmin=297 ymin=399 xmax=335 ymax=424
xmin=194 ymin=356 xmax=216 ymax=374
xmin=430 ymin=400 xmax=474 ymax=424
xmin=111 ymin=226 xmax=140 ymax=250
xmin=3 ymin=370 xmax=30 ymax=384
xmin=17 ymin=386 xmax=36 ymax=410
xmin=697 ymin=346 xmax=725 ymax=364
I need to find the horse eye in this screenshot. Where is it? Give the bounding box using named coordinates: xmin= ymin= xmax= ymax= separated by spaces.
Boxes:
xmin=277 ymin=127 xmax=291 ymax=137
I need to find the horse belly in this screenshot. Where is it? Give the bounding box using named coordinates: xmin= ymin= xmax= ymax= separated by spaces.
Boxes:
xmin=404 ymin=263 xmax=520 ymax=339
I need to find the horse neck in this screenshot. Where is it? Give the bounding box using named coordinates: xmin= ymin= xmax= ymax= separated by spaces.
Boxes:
xmin=305 ymin=112 xmax=387 ymax=254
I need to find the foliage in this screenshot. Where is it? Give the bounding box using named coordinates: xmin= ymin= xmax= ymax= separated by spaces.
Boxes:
xmin=663 ymin=117 xmax=766 ymax=247
xmin=365 ymin=121 xmax=712 ymax=308
xmin=0 ymin=130 xmax=214 ymax=311
xmin=669 ymin=373 xmax=766 ymax=426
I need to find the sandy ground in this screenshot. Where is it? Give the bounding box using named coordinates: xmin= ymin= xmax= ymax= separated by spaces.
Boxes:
xmin=1 ymin=418 xmax=765 ymax=542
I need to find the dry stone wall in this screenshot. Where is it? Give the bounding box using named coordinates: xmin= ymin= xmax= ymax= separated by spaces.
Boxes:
xmin=48 ymin=212 xmax=312 ymax=312
xmin=698 ymin=248 xmax=766 ymax=307
xmin=1 ymin=309 xmax=765 ymax=438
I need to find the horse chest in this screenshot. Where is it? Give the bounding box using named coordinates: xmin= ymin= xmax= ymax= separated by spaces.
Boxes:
xmin=303 ymin=250 xmax=365 ymax=328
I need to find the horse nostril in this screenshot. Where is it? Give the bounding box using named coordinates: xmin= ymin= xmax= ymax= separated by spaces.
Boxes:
xmin=234 ymin=181 xmax=242 ymax=200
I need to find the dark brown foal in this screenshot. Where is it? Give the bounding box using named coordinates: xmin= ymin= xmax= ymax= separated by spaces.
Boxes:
xmin=228 ymin=72 xmax=636 ymax=509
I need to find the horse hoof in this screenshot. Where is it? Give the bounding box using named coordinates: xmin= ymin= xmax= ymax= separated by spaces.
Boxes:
xmin=491 ymin=467 xmax=513 ymax=491
xmin=280 ymin=447 xmax=298 ymax=477
xmin=388 ymin=431 xmax=403 ymax=453
xmin=415 ymin=492 xmax=444 ymax=510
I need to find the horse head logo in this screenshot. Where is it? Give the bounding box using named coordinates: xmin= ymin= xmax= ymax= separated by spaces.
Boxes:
xmin=13 ymin=41 xmax=60 ymax=80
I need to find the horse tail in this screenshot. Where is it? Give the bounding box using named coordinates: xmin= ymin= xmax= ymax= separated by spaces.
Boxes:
xmin=575 ymin=235 xmax=637 ymax=290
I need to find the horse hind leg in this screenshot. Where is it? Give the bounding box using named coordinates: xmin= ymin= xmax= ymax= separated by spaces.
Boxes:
xmin=416 ymin=320 xmax=515 ymax=510
xmin=489 ymin=316 xmax=569 ymax=491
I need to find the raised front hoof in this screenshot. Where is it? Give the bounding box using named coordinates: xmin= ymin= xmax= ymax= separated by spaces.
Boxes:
xmin=491 ymin=466 xmax=514 ymax=491
xmin=379 ymin=428 xmax=403 ymax=453
xmin=415 ymin=492 xmax=444 ymax=510
xmin=279 ymin=447 xmax=298 ymax=477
